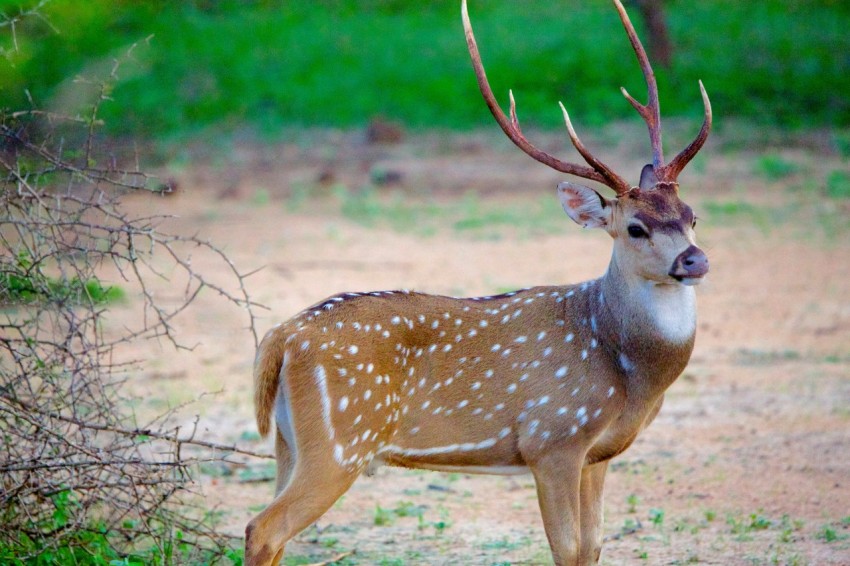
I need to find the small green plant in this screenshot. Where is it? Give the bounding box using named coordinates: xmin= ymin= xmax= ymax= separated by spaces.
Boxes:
xmin=427 ymin=504 xmax=453 ymax=534
xmin=649 ymin=507 xmax=665 ymax=528
xmin=749 ymin=513 xmax=773 ymax=530
xmin=755 ymin=154 xmax=801 ymax=181
xmin=626 ymin=493 xmax=639 ymax=513
xmin=393 ymin=501 xmax=423 ymax=518
xmin=825 ymin=170 xmax=850 ymax=199
xmin=815 ymin=520 xmax=848 ymax=544
xmin=818 ymin=524 xmax=838 ymax=543
xmin=373 ymin=500 xmax=428 ymax=528
xmin=673 ymin=517 xmax=700 ymax=535
xmin=778 ymin=514 xmax=804 ymax=543
xmin=728 ymin=511 xmax=773 ymax=541
xmin=432 ymin=520 xmax=449 ymax=533
xmin=374 ymin=504 xmax=394 ymax=526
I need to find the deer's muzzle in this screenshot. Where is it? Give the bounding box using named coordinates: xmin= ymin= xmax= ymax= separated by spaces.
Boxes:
xmin=669 ymin=245 xmax=709 ymax=283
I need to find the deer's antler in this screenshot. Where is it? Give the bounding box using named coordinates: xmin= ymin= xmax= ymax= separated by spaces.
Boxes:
xmin=462 ymin=0 xmax=631 ymax=195
xmin=660 ymin=80 xmax=712 ymax=182
xmin=463 ymin=0 xmax=712 ymax=194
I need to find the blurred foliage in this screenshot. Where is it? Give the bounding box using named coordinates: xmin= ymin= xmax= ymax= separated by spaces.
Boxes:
xmin=1 ymin=0 xmax=849 ymax=139
xmin=754 ymin=154 xmax=801 ymax=181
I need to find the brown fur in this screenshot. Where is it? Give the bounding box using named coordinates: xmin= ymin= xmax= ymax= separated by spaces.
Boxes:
xmin=246 ymin=0 xmax=712 ymax=561
xmin=254 ymin=328 xmax=289 ymax=437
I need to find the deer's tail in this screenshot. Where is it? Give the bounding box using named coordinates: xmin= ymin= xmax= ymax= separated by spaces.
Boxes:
xmin=253 ymin=327 xmax=289 ymax=438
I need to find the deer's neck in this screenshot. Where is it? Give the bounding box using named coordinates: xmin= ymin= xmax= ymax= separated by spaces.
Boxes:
xmin=594 ymin=253 xmax=696 ymax=401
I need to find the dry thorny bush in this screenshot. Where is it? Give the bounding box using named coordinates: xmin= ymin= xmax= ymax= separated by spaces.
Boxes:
xmin=0 ymin=55 xmax=268 ymax=562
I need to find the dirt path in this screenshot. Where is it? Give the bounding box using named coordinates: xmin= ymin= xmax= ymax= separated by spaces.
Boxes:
xmin=111 ymin=130 xmax=850 ymax=564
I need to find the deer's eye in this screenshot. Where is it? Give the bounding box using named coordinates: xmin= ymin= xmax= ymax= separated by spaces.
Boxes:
xmin=627 ymin=225 xmax=648 ymax=238
xmin=692 ymin=218 xmax=698 ymax=229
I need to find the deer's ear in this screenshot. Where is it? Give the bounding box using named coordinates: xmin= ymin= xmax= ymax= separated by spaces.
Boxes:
xmin=639 ymin=164 xmax=659 ymax=189
xmin=557 ymin=181 xmax=612 ymax=229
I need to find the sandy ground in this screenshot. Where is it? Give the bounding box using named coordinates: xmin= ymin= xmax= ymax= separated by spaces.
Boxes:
xmin=108 ymin=128 xmax=850 ymax=565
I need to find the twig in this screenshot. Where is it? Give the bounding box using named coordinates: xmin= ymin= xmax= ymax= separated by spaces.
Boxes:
xmin=305 ymin=551 xmax=355 ymax=566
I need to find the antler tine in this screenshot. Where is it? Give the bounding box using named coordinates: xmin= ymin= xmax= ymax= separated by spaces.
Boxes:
xmin=559 ymin=102 xmax=630 ymax=195
xmin=662 ymin=80 xmax=713 ymax=181
xmin=613 ymin=0 xmax=663 ymax=170
xmin=462 ymin=0 xmax=630 ymax=193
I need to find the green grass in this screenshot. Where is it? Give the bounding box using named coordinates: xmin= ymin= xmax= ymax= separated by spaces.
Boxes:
xmin=825 ymin=170 xmax=850 ymax=199
xmin=727 ymin=511 xmax=775 ymax=542
xmin=327 ymin=185 xmax=565 ymax=238
xmin=754 ymin=154 xmax=802 ymax=181
xmin=2 ymin=1 xmax=849 ymax=140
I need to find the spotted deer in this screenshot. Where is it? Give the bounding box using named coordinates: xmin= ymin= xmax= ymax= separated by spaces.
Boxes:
xmin=245 ymin=0 xmax=712 ymax=564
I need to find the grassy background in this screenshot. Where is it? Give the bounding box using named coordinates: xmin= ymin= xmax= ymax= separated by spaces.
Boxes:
xmin=2 ymin=0 xmax=849 ymax=140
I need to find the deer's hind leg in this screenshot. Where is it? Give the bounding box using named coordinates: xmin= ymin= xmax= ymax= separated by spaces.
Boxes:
xmin=274 ymin=429 xmax=295 ymax=495
xmin=245 ymin=359 xmax=361 ymax=566
xmin=245 ymin=439 xmax=359 ymax=566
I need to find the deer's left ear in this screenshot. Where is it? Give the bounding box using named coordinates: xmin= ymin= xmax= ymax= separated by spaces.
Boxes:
xmin=557 ymin=181 xmax=613 ymax=229
xmin=638 ymin=164 xmax=659 ymax=189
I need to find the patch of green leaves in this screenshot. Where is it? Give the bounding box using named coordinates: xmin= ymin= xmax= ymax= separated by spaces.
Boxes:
xmin=0 ymin=488 xmax=233 ymax=565
xmin=2 ymin=252 xmax=124 ymax=305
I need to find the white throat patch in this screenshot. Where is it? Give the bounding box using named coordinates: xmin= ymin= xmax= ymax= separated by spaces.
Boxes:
xmin=636 ymin=282 xmax=697 ymax=343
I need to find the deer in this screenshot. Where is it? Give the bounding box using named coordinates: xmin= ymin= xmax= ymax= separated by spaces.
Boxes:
xmin=245 ymin=0 xmax=711 ymax=564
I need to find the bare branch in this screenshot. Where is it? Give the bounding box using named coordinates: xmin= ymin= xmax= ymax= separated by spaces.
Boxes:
xmin=1 ymin=41 xmax=261 ymax=561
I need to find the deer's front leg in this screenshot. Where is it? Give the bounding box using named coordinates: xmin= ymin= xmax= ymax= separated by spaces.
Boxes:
xmin=579 ymin=460 xmax=609 ymax=564
xmin=530 ymin=451 xmax=583 ymax=566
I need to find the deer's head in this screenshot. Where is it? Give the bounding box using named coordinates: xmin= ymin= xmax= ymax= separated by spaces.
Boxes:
xmin=463 ymin=0 xmax=712 ymax=286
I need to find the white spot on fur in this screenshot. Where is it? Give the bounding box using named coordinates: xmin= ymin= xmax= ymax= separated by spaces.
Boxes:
xmin=314 ymin=365 xmax=334 ymax=440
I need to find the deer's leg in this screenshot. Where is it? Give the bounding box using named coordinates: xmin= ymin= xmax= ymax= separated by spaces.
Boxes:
xmin=530 ymin=451 xmax=583 ymax=566
xmin=245 ymin=452 xmax=358 ymax=566
xmin=579 ymin=460 xmax=609 ymax=564
xmin=252 ymin=429 xmax=296 ymax=566
xmin=274 ymin=429 xmax=295 ymax=496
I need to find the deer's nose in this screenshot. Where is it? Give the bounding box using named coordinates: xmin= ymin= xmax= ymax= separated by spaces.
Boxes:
xmin=669 ymin=245 xmax=709 ymax=282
